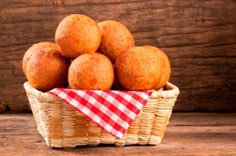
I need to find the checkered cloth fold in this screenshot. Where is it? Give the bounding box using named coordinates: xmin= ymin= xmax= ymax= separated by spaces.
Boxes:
xmin=49 ymin=89 xmax=152 ymax=139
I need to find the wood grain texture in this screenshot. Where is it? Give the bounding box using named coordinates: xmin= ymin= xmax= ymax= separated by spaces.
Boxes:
xmin=0 ymin=113 xmax=236 ymax=156
xmin=0 ymin=0 xmax=236 ymax=112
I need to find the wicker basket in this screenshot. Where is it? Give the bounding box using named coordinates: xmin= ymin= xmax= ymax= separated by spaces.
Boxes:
xmin=23 ymin=82 xmax=179 ymax=148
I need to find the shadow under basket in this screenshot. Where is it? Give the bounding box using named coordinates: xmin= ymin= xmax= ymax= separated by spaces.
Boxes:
xmin=23 ymin=82 xmax=180 ymax=148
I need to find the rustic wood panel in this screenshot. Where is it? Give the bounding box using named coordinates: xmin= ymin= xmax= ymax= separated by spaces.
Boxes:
xmin=0 ymin=0 xmax=236 ymax=112
xmin=0 ymin=113 xmax=236 ymax=155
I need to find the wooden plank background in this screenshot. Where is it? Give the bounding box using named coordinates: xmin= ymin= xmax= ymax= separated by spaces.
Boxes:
xmin=0 ymin=0 xmax=236 ymax=112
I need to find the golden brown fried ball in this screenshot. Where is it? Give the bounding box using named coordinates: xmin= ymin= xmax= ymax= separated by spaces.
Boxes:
xmin=55 ymin=14 xmax=101 ymax=58
xmin=23 ymin=42 xmax=69 ymax=92
xmin=68 ymin=53 xmax=114 ymax=90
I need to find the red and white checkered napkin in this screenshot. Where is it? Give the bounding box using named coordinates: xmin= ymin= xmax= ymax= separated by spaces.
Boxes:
xmin=49 ymin=89 xmax=152 ymax=139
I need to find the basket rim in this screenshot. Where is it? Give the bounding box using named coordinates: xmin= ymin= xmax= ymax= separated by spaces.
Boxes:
xmin=23 ymin=82 xmax=180 ymax=102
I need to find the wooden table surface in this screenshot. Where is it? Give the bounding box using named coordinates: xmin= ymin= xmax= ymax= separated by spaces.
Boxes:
xmin=0 ymin=113 xmax=235 ymax=156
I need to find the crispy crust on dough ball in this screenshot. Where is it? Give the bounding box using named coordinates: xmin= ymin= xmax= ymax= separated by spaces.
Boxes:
xmin=116 ymin=46 xmax=161 ymax=90
xmin=98 ymin=20 xmax=134 ymax=63
xmin=55 ymin=14 xmax=101 ymax=58
xmin=143 ymin=45 xmax=171 ymax=90
xmin=23 ymin=42 xmax=69 ymax=92
xmin=68 ymin=53 xmax=114 ymax=90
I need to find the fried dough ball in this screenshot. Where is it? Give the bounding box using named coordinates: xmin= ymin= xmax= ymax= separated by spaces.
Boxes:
xmin=68 ymin=53 xmax=114 ymax=90
xmin=115 ymin=46 xmax=161 ymax=90
xmin=98 ymin=20 xmax=134 ymax=63
xmin=55 ymin=14 xmax=101 ymax=58
xmin=23 ymin=42 xmax=69 ymax=92
xmin=143 ymin=45 xmax=171 ymax=90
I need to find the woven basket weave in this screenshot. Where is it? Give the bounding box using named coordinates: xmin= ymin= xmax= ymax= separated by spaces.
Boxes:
xmin=23 ymin=82 xmax=179 ymax=148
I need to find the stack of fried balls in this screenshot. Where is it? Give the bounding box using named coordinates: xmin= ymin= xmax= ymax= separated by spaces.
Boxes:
xmin=22 ymin=14 xmax=171 ymax=92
